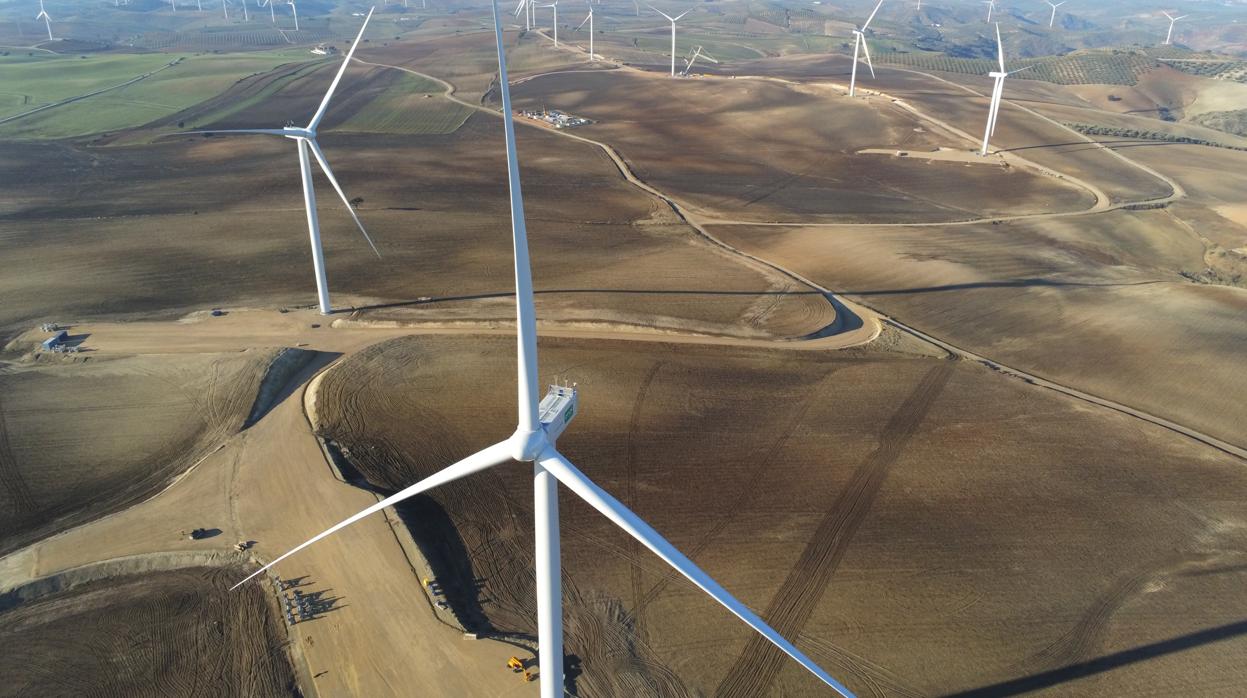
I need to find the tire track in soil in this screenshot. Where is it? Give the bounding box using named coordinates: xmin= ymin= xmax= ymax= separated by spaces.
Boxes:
xmin=715 ymin=362 xmax=954 ymax=698
xmin=626 ymin=360 xmax=665 ymax=640
xmin=798 ymin=632 xmax=926 ymax=698
xmin=0 ymin=389 xmax=38 ymax=515
xmin=625 ymin=368 xmax=842 ymax=622
xmin=1020 ymin=556 xmax=1189 ymax=673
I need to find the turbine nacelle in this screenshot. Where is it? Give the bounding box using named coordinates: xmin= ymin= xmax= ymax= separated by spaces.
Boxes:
xmin=988 ymin=70 xmax=1007 ymax=78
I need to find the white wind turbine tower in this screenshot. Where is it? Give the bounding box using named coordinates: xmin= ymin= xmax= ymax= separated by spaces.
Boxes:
xmin=515 ymin=0 xmax=531 ymax=31
xmin=848 ymin=0 xmax=883 ymax=98
xmin=221 ymin=0 xmax=229 ymax=20
xmin=574 ymin=2 xmax=594 ymax=60
xmin=1162 ymin=11 xmax=1187 ymax=45
xmin=979 ymin=23 xmax=1029 ymax=156
xmin=649 ymin=5 xmax=691 ymax=78
xmin=196 ymin=0 xmax=202 ymax=11
xmin=1045 ymin=1 xmax=1064 ymax=28
xmin=241 ymin=0 xmax=249 ymax=21
xmin=228 ymin=2 xmax=860 ymax=697
xmin=541 ymin=0 xmax=558 ymax=45
xmin=983 ymin=0 xmax=995 ymax=22
xmin=35 ymin=0 xmax=53 ymax=40
xmin=183 ymin=9 xmax=380 ymax=314
xmin=681 ymin=44 xmax=717 ymax=75
xmin=288 ymin=0 xmax=298 ymax=30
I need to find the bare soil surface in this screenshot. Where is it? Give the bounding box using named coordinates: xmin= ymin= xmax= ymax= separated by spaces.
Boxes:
xmin=311 ymin=333 xmax=1247 ymax=697
xmin=0 ymin=349 xmax=279 ymax=555
xmin=709 ymin=209 xmax=1247 ymax=449
xmin=508 ymin=69 xmax=1096 ymax=224
xmin=0 ymin=113 xmax=832 ymax=344
xmin=0 ymin=566 xmax=298 ymax=698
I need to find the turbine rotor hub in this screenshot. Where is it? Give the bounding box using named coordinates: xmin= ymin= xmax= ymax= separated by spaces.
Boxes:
xmin=510 ymin=428 xmax=551 ymax=462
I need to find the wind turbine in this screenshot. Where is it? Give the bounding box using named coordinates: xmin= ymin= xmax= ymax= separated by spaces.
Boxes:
xmin=1162 ymin=11 xmax=1187 ymax=45
xmin=182 ymin=9 xmax=380 ymax=314
xmin=681 ymin=44 xmax=717 ymax=76
xmin=541 ymin=0 xmax=558 ymax=46
xmin=170 ymin=0 xmax=177 ymax=12
xmin=979 ymin=23 xmax=1029 ymax=156
xmin=35 ymin=0 xmax=53 ymax=40
xmin=288 ymin=0 xmax=298 ymax=30
xmin=1045 ymin=0 xmax=1064 ymax=28
xmin=221 ymin=0 xmax=229 ymax=20
xmin=649 ymin=5 xmax=691 ymax=78
xmin=574 ymin=2 xmax=594 ymax=60
xmin=196 ymin=0 xmax=202 ymax=11
xmin=515 ymin=0 xmax=531 ymax=31
xmin=241 ymin=0 xmax=248 ymax=21
xmin=983 ymin=0 xmax=994 ymax=22
xmin=848 ymin=0 xmax=883 ymax=98
xmin=227 ymin=3 xmax=858 ymax=697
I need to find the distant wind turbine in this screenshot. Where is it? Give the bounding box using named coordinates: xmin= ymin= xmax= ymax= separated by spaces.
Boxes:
xmin=241 ymin=0 xmax=248 ymax=21
xmin=181 ymin=9 xmax=380 ymax=314
xmin=515 ymin=0 xmax=531 ymax=31
xmin=1045 ymin=1 xmax=1064 ymax=28
xmin=681 ymin=44 xmax=717 ymax=75
xmin=287 ymin=0 xmax=298 ymax=30
xmin=980 ymin=23 xmax=1030 ymax=156
xmin=541 ymin=0 xmax=558 ymax=46
xmin=649 ymin=5 xmax=691 ymax=78
xmin=983 ymin=0 xmax=995 ymax=22
xmin=1162 ymin=11 xmax=1187 ymax=45
xmin=35 ymin=0 xmax=53 ymax=40
xmin=574 ymin=2 xmax=594 ymax=60
xmin=196 ymin=0 xmax=202 ymax=11
xmin=848 ymin=0 xmax=883 ymax=98
xmin=221 ymin=0 xmax=229 ymax=20
xmin=226 ymin=4 xmax=858 ymax=698
xmin=170 ymin=0 xmax=177 ymax=12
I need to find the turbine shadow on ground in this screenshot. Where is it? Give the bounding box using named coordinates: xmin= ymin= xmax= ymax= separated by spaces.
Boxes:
xmin=843 ymin=278 xmax=1167 ymax=297
xmin=346 ymin=288 xmax=825 ymax=315
xmin=999 ymin=140 xmax=1187 ymax=154
xmin=942 ymin=620 xmax=1247 ymax=698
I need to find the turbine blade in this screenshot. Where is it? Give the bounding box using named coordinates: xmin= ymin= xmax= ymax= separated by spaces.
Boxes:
xmin=862 ymin=0 xmax=884 ymax=29
xmin=307 ymin=139 xmax=381 ymax=258
xmin=647 ymin=4 xmax=672 ymax=21
xmin=539 ymin=451 xmax=856 ymax=698
xmin=861 ymin=36 xmax=875 ymax=78
xmin=489 ymin=0 xmax=541 ymax=432
xmin=575 ymin=11 xmax=589 ymax=29
xmin=995 ymin=22 xmax=1005 ymax=72
xmin=181 ymin=128 xmax=292 ymax=136
xmin=231 ymin=441 xmax=513 ymax=590
xmin=673 ymin=7 xmax=691 ymax=20
xmin=307 ymin=7 xmax=374 ymax=130
xmin=1163 ymin=11 xmax=1173 ymax=20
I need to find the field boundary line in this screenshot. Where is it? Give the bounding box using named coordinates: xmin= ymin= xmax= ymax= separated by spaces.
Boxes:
xmin=0 ymin=58 xmax=182 ymax=127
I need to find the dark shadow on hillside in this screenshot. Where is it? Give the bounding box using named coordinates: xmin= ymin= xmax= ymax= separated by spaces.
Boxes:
xmin=943 ymin=619 xmax=1247 ymax=697
xmin=393 ymin=494 xmax=499 ymax=632
xmin=245 ymin=350 xmax=341 ymax=429
xmin=845 ymin=278 xmax=1165 ymax=296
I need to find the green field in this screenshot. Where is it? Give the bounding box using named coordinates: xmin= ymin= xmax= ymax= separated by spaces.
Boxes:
xmin=335 ymin=72 xmax=472 ymax=135
xmin=0 ymin=49 xmax=317 ymax=139
xmin=0 ymin=53 xmax=175 ymax=120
